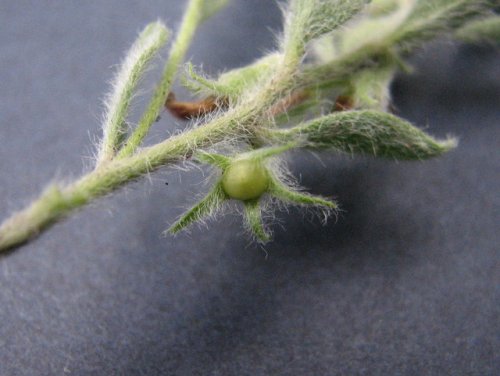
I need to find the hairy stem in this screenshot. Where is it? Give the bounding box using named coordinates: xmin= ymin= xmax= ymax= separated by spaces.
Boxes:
xmin=0 ymin=107 xmax=248 ymax=252
xmin=1 ymin=0 xmax=490 ymax=252
xmin=97 ymin=22 xmax=169 ymax=165
xmin=117 ymin=0 xmax=207 ymax=158
xmin=0 ymin=28 xmax=300 ymax=254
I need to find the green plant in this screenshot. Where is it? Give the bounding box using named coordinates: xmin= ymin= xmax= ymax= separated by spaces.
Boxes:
xmin=0 ymin=0 xmax=497 ymax=251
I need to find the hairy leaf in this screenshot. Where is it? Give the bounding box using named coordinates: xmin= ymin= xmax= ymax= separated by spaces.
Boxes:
xmin=272 ymin=110 xmax=457 ymax=160
xmin=268 ymin=178 xmax=337 ymax=210
xmin=167 ymin=184 xmax=227 ymax=234
xmin=456 ymin=16 xmax=500 ymax=43
xmin=243 ymin=200 xmax=271 ymax=242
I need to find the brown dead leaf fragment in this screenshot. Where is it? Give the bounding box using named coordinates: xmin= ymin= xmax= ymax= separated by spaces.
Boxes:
xmin=333 ymin=94 xmax=354 ymax=111
xmin=165 ymin=92 xmax=227 ymax=119
xmin=269 ymin=90 xmax=309 ymax=116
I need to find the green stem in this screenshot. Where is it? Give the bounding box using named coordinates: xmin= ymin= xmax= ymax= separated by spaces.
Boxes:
xmin=117 ymin=0 xmax=206 ymax=159
xmin=0 ymin=107 xmax=248 ymax=252
xmin=1 ymin=0 xmax=484 ymax=252
xmin=97 ymin=22 xmax=169 ymax=165
xmin=0 ymin=18 xmax=301 ymax=253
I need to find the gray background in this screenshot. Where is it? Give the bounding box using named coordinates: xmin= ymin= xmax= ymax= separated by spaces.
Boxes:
xmin=0 ymin=1 xmax=499 ymax=375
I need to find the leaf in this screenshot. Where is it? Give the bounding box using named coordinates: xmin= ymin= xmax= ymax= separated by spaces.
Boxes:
xmin=347 ymin=66 xmax=396 ymax=110
xmin=394 ymin=0 xmax=495 ymax=51
xmin=98 ymin=21 xmax=169 ymax=164
xmin=183 ymin=53 xmax=281 ymax=99
xmin=273 ymin=110 xmax=457 ymax=160
xmin=455 ymin=16 xmax=500 ymax=44
xmin=283 ymin=0 xmax=369 ymax=48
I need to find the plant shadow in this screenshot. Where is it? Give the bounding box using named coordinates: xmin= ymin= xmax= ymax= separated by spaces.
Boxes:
xmin=121 ymin=153 xmax=436 ymax=374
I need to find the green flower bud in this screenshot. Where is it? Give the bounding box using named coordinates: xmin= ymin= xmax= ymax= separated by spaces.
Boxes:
xmin=221 ymin=159 xmax=269 ymax=201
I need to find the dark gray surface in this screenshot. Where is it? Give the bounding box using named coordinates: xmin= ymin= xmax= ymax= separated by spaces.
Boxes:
xmin=0 ymin=1 xmax=499 ymax=375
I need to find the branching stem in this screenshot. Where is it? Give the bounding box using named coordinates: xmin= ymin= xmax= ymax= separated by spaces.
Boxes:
xmin=117 ymin=0 xmax=208 ymax=159
xmin=0 ymin=0 xmax=493 ymax=251
xmin=0 ymin=105 xmax=249 ymax=251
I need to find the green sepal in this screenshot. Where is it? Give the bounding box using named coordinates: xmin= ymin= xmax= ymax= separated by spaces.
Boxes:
xmin=239 ymin=143 xmax=298 ymax=161
xmin=195 ymin=151 xmax=231 ymax=169
xmin=166 ymin=183 xmax=227 ymax=234
xmin=268 ymin=177 xmax=337 ymax=210
xmin=243 ymin=199 xmax=271 ymax=243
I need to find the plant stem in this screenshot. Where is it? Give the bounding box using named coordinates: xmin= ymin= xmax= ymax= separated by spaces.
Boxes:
xmin=2 ymin=0 xmax=487 ymax=252
xmin=0 ymin=9 xmax=374 ymax=253
xmin=0 ymin=106 xmax=250 ymax=252
xmin=97 ymin=22 xmax=169 ymax=165
xmin=0 ymin=9 xmax=301 ymax=254
xmin=117 ymin=0 xmax=207 ymax=159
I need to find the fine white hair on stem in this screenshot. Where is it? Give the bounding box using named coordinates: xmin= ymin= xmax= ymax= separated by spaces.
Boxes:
xmin=97 ymin=21 xmax=170 ymax=166
xmin=0 ymin=0 xmax=495 ymax=252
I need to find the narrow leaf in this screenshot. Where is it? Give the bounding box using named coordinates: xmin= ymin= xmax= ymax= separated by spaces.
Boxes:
xmin=282 ymin=0 xmax=369 ymax=59
xmin=98 ymin=21 xmax=169 ymax=165
xmin=273 ymin=110 xmax=457 ymax=160
xmin=118 ymin=0 xmax=221 ymax=159
xmin=348 ymin=66 xmax=395 ymax=110
xmin=304 ymin=0 xmax=493 ymax=90
xmin=455 ymin=16 xmax=500 ymax=44
xmin=394 ymin=0 xmax=494 ymax=52
xmin=183 ymin=62 xmax=225 ymax=96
